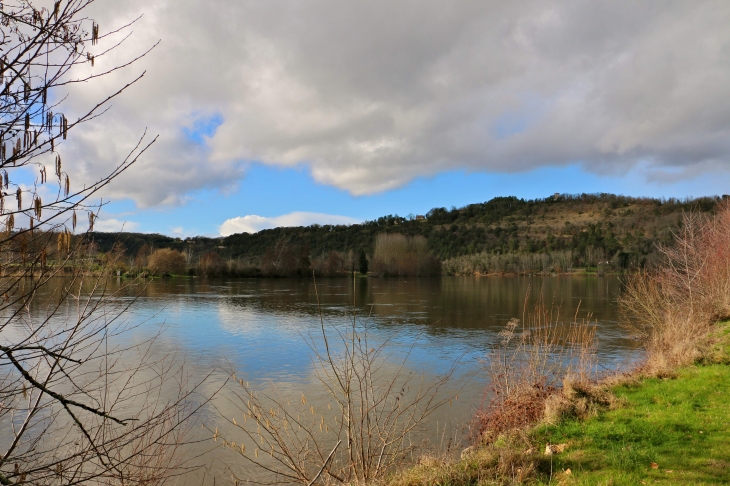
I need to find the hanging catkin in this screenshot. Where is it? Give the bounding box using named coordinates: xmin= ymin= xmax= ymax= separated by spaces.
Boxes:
xmin=72 ymin=210 xmax=77 ymax=230
xmin=34 ymin=196 xmax=42 ymax=219
xmin=88 ymin=212 xmax=95 ymax=231
xmin=16 ymin=187 xmax=21 ymax=210
xmin=3 ymin=170 xmax=7 ymax=189
xmin=53 ymin=1 xmax=60 ymax=20
xmin=64 ymin=174 xmax=70 ymax=196
xmin=62 ymin=115 xmax=68 ymax=139
xmin=6 ymin=214 xmax=13 ymax=233
xmin=56 ymin=154 xmax=61 ymax=179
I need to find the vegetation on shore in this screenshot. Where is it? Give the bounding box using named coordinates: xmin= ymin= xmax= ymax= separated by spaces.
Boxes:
xmin=77 ymin=193 xmax=725 ymax=277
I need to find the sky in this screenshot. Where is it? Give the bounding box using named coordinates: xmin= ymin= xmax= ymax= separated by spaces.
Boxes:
xmin=47 ymin=0 xmax=730 ymax=237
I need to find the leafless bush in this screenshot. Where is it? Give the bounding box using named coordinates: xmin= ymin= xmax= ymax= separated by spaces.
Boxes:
xmin=473 ymin=295 xmax=596 ymax=441
xmin=371 ymin=234 xmax=440 ymax=277
xmin=620 ymin=200 xmax=730 ymax=369
xmin=148 ymin=248 xmax=187 ymax=275
xmin=217 ymin=278 xmax=460 ymax=485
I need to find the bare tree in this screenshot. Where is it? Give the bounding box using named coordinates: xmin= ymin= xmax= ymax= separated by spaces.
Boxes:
xmin=0 ymin=1 xmax=204 ymax=484
xmin=216 ymin=278 xmax=461 ymax=485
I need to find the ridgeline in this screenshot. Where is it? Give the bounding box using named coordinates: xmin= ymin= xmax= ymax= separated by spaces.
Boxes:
xmin=89 ymin=193 xmax=724 ymax=276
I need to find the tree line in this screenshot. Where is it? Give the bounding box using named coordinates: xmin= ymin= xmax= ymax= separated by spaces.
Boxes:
xmin=83 ymin=193 xmax=725 ymax=276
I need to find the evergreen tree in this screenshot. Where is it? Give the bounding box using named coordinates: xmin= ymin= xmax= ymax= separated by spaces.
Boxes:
xmin=358 ymin=248 xmax=369 ymax=274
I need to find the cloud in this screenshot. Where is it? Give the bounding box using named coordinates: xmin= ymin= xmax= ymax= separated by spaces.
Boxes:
xmin=56 ymin=0 xmax=730 ymax=206
xmin=94 ymin=218 xmax=139 ymax=233
xmin=220 ymin=212 xmax=359 ymax=236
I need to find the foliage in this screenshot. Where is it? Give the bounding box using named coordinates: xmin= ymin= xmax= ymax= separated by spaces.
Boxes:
xmin=358 ymin=248 xmax=368 ymax=274
xmin=86 ymin=193 xmax=724 ymax=276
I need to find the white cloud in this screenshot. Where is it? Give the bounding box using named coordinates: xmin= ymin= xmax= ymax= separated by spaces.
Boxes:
xmin=54 ymin=0 xmax=730 ymax=206
xmin=220 ymin=212 xmax=359 ymax=236
xmin=93 ymin=218 xmax=139 ymax=233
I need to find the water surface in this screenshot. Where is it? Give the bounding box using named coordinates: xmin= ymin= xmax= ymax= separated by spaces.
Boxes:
xmin=12 ymin=275 xmax=640 ymax=482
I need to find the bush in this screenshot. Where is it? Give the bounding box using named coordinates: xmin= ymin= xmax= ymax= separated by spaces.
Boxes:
xmin=148 ymin=248 xmax=187 ymax=275
xmin=370 ymin=233 xmax=441 ymax=276
xmin=620 ymin=200 xmax=730 ymax=370
xmin=473 ymin=297 xmax=596 ymax=442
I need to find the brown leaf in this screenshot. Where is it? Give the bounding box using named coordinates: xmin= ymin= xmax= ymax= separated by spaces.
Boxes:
xmin=651 ymin=462 xmax=659 ymax=469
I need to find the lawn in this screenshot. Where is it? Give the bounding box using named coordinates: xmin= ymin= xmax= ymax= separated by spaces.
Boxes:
xmin=532 ymin=362 xmax=730 ymax=485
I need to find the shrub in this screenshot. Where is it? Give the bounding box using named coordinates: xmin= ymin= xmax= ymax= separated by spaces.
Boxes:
xmin=473 ymin=297 xmax=596 ymax=442
xmin=371 ymin=233 xmax=441 ymax=276
xmin=148 ymin=248 xmax=187 ymax=275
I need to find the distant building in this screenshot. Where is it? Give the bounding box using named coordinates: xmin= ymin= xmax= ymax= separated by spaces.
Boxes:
xmin=415 ymin=215 xmax=426 ymax=221
xmin=553 ymin=193 xmax=560 ymax=200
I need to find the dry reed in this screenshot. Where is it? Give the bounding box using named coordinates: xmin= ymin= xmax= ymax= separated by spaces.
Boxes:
xmin=473 ymin=293 xmax=597 ymax=442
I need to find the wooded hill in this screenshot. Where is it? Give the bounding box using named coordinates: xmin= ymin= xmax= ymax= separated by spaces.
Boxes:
xmin=89 ymin=193 xmax=724 ymax=274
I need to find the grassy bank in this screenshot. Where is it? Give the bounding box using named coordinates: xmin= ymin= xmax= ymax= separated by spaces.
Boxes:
xmin=534 ymin=359 xmax=730 ymax=484
xmin=391 ymin=327 xmax=730 ymax=485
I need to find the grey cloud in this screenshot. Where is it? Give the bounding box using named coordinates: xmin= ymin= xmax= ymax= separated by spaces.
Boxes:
xmin=58 ymin=0 xmax=730 ymax=205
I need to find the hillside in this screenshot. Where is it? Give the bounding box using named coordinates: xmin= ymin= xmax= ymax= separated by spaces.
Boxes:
xmin=88 ymin=193 xmax=723 ymax=275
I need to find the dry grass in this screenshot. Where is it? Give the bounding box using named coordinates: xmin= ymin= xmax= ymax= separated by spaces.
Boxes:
xmin=389 ymin=433 xmax=538 ymax=486
xmin=472 ymin=295 xmax=597 ymax=443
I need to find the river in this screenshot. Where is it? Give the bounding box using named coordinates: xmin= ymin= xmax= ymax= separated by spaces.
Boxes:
xmin=6 ymin=275 xmax=641 ymax=483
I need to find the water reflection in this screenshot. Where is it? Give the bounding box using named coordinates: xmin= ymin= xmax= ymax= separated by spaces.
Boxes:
xmin=17 ymin=275 xmax=639 ymax=483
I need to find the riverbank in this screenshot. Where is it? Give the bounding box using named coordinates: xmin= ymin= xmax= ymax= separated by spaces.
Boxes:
xmin=390 ymin=322 xmax=730 ymax=485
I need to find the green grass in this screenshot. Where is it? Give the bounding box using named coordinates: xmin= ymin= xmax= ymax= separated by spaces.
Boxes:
xmin=532 ymin=363 xmax=730 ymax=485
